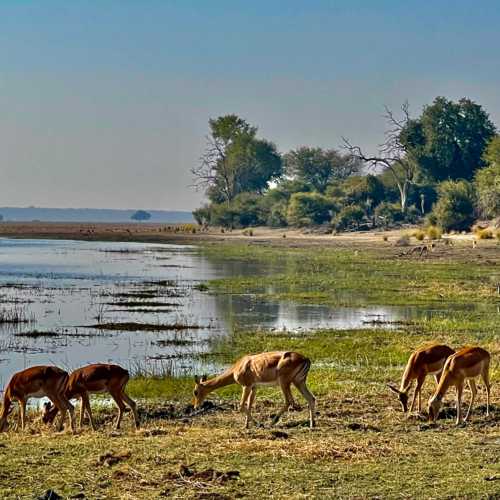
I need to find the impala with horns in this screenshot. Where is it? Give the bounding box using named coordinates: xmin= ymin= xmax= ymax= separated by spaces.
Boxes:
xmin=42 ymin=364 xmax=139 ymax=430
xmin=0 ymin=366 xmax=76 ymax=432
xmin=193 ymin=351 xmax=316 ymax=428
xmin=428 ymin=346 xmax=490 ymax=425
xmin=387 ymin=343 xmax=455 ymax=413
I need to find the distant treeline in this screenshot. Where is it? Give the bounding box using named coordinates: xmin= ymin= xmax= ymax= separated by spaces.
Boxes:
xmin=192 ymin=97 xmax=500 ymax=232
xmin=0 ymin=207 xmax=194 ymax=224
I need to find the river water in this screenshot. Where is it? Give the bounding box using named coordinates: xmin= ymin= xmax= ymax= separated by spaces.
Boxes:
xmin=0 ymin=238 xmax=436 ymax=387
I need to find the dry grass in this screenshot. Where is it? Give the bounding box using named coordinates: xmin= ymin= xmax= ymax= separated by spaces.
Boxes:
xmin=1 ymin=385 xmax=499 ymax=499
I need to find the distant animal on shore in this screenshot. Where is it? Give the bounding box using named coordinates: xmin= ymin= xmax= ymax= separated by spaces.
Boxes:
xmin=388 ymin=344 xmax=455 ymax=413
xmin=0 ymin=366 xmax=75 ymax=432
xmin=42 ymin=364 xmax=139 ymax=430
xmin=428 ymin=347 xmax=490 ymax=425
xmin=193 ymin=351 xmax=316 ymax=428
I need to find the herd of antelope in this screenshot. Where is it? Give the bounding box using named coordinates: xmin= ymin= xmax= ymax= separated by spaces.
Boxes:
xmin=0 ymin=344 xmax=491 ymax=433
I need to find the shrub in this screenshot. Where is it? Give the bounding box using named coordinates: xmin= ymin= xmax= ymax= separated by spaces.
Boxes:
xmin=333 ymin=205 xmax=365 ymax=230
xmin=426 ymin=225 xmax=442 ymax=240
xmin=413 ymin=229 xmax=425 ymax=241
xmin=287 ymin=192 xmax=334 ymax=226
xmin=374 ymin=202 xmax=403 ymax=227
xmin=431 ymin=180 xmax=476 ymax=232
xmin=266 ymin=202 xmax=288 ymax=228
xmin=395 ymin=233 xmax=411 ymax=246
xmin=475 ymin=163 xmax=500 ymax=218
xmin=475 ymin=228 xmax=493 ymax=240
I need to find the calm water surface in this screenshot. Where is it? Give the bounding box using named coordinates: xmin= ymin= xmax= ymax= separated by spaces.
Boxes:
xmin=0 ymin=238 xmax=444 ymax=388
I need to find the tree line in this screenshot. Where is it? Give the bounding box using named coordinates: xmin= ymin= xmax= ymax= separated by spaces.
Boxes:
xmin=192 ymin=97 xmax=499 ymax=232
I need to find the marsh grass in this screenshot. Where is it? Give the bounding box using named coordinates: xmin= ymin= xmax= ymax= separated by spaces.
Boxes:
xmin=203 ymin=243 xmax=500 ymax=306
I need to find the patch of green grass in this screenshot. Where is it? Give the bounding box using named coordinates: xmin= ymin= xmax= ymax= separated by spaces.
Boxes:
xmin=201 ymin=243 xmax=500 ymax=307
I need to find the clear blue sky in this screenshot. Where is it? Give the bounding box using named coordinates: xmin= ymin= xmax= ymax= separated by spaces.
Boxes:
xmin=1 ymin=1 xmax=499 ymax=210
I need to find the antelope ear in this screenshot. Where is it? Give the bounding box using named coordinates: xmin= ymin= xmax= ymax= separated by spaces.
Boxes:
xmin=201 ymin=374 xmax=207 ymax=382
xmin=194 ymin=375 xmax=200 ymax=384
xmin=387 ymin=384 xmax=401 ymax=395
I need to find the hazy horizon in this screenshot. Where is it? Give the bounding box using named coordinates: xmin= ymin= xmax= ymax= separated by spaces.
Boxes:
xmin=1 ymin=1 xmax=499 ymax=211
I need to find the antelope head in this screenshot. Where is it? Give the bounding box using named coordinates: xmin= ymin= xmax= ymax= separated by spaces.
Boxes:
xmin=387 ymin=384 xmax=409 ymax=413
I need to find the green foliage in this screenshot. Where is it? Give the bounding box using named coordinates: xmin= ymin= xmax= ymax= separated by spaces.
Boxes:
xmin=374 ymin=202 xmax=403 ymax=226
xmin=196 ymin=115 xmax=282 ymax=204
xmin=333 ymin=205 xmax=365 ymax=230
xmin=407 ymin=97 xmax=496 ymax=181
xmin=431 ymin=180 xmax=476 ymax=231
xmin=341 ymin=174 xmax=386 ymax=210
xmin=483 ymin=135 xmax=500 ymax=167
xmin=130 ymin=210 xmax=151 ymax=221
xmin=475 ymin=164 xmax=500 ymax=218
xmin=287 ymin=192 xmax=334 ymax=226
xmin=284 ymin=147 xmax=360 ymax=193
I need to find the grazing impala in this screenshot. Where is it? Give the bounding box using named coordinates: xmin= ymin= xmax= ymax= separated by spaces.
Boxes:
xmin=42 ymin=364 xmax=139 ymax=430
xmin=193 ymin=351 xmax=316 ymax=429
xmin=428 ymin=346 xmax=490 ymax=425
xmin=387 ymin=344 xmax=455 ymax=413
xmin=0 ymin=366 xmax=76 ymax=432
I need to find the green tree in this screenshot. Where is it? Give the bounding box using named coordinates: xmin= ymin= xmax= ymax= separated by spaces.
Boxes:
xmin=284 ymin=147 xmax=360 ymax=193
xmin=483 ymin=135 xmax=500 ymax=167
xmin=130 ymin=210 xmax=151 ymax=221
xmin=287 ymin=192 xmax=334 ymax=226
xmin=192 ymin=115 xmax=282 ymax=203
xmin=431 ymin=180 xmax=476 ymax=231
xmin=475 ymin=164 xmax=500 ymax=218
xmin=408 ymin=97 xmax=496 ymax=182
xmin=333 ymin=205 xmax=365 ymax=230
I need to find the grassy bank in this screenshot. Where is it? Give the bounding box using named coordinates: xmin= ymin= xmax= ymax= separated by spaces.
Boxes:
xmin=202 ymin=242 xmax=500 ymax=306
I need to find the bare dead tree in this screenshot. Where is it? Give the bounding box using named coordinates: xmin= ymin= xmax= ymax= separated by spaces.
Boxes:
xmin=342 ymin=102 xmax=417 ymax=213
xmin=190 ymin=133 xmax=236 ymax=204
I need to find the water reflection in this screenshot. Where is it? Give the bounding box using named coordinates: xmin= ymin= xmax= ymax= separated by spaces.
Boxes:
xmin=0 ymin=238 xmax=490 ymax=388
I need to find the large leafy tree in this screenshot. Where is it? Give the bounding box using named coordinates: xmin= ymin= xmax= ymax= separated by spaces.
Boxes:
xmin=284 ymin=147 xmax=360 ymax=193
xmin=475 ymin=136 xmax=500 ymax=218
xmin=406 ymin=97 xmax=496 ymax=181
xmin=192 ymin=115 xmax=282 ymax=203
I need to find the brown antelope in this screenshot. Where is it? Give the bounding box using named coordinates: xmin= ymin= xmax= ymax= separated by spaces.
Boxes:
xmin=428 ymin=346 xmax=490 ymax=425
xmin=42 ymin=364 xmax=139 ymax=430
xmin=193 ymin=351 xmax=316 ymax=429
xmin=387 ymin=344 xmax=455 ymax=413
xmin=0 ymin=366 xmax=76 ymax=432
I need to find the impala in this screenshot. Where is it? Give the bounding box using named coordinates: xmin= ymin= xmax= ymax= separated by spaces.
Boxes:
xmin=193 ymin=351 xmax=316 ymax=428
xmin=0 ymin=366 xmax=76 ymax=432
xmin=42 ymin=363 xmax=139 ymax=430
xmin=428 ymin=346 xmax=490 ymax=425
xmin=387 ymin=344 xmax=455 ymax=413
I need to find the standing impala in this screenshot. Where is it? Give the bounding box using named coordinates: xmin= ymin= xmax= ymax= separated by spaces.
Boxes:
xmin=387 ymin=344 xmax=455 ymax=413
xmin=428 ymin=346 xmax=490 ymax=425
xmin=193 ymin=351 xmax=316 ymax=429
xmin=42 ymin=364 xmax=139 ymax=430
xmin=0 ymin=366 xmax=76 ymax=432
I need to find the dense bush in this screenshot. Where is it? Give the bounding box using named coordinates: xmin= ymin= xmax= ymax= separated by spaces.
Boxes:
xmin=333 ymin=205 xmax=365 ymax=230
xmin=475 ymin=164 xmax=500 ymax=218
xmin=287 ymin=192 xmax=334 ymax=226
xmin=374 ymin=202 xmax=404 ymax=227
xmin=431 ymin=180 xmax=476 ymax=231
